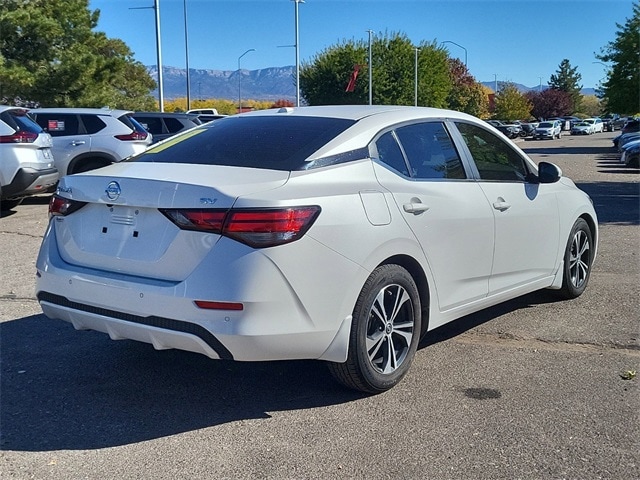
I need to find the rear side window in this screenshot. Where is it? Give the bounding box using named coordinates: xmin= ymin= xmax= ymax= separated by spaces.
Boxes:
xmin=394 ymin=122 xmax=466 ymax=179
xmin=33 ymin=113 xmax=79 ymax=136
xmin=133 ymin=116 xmax=355 ymax=171
xmin=164 ymin=117 xmax=186 ymax=133
xmin=135 ymin=116 xmax=164 ymax=134
xmin=81 ymin=114 xmax=107 ymax=134
xmin=373 ymin=131 xmax=410 ymax=176
xmin=119 ymin=114 xmax=148 ymax=134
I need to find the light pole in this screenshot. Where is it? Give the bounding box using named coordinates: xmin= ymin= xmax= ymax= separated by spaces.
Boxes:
xmin=367 ymin=30 xmax=374 ymax=105
xmin=291 ymin=0 xmax=304 ymax=107
xmin=441 ymin=40 xmax=467 ymax=66
xmin=184 ymin=0 xmax=191 ymax=110
xmin=238 ymin=49 xmax=255 ymax=112
xmin=130 ymin=1 xmax=164 ymax=111
xmin=414 ymin=47 xmax=420 ymax=106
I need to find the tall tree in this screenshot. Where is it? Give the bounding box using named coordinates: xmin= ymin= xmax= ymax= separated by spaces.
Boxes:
xmin=446 ymin=58 xmax=489 ymax=117
xmin=525 ymin=89 xmax=572 ymax=120
xmin=493 ymin=82 xmax=531 ymax=120
xmin=299 ymin=32 xmax=451 ymax=107
xmin=548 ymin=59 xmax=583 ymax=113
xmin=0 ymin=0 xmax=156 ymax=109
xmin=596 ymin=1 xmax=640 ymax=114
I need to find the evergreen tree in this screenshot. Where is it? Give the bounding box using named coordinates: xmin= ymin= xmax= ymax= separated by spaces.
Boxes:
xmin=548 ymin=59 xmax=583 ymax=114
xmin=596 ymin=1 xmax=640 ymax=114
xmin=0 ymin=0 xmax=156 ymax=109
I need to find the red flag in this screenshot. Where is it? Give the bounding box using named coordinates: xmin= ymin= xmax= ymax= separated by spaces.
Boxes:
xmin=345 ymin=65 xmax=361 ymax=92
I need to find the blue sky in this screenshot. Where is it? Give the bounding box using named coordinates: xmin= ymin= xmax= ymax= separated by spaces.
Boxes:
xmin=89 ymin=0 xmax=634 ymax=89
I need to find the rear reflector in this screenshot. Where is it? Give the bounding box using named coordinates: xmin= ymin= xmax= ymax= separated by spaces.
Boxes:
xmin=194 ymin=300 xmax=244 ymax=311
xmin=162 ymin=206 xmax=320 ymax=248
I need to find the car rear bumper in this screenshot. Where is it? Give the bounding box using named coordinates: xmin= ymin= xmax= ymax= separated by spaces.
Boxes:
xmin=2 ymin=167 xmax=58 ymax=199
xmin=35 ymin=224 xmax=360 ymax=363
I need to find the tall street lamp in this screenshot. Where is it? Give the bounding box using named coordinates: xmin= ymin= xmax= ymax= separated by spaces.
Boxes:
xmin=414 ymin=47 xmax=420 ymax=106
xmin=238 ymin=49 xmax=255 ymax=112
xmin=292 ymin=0 xmax=304 ymax=107
xmin=184 ymin=0 xmax=191 ymax=110
xmin=367 ymin=30 xmax=374 ymax=106
xmin=130 ymin=1 xmax=164 ymax=111
xmin=441 ymin=40 xmax=467 ymax=66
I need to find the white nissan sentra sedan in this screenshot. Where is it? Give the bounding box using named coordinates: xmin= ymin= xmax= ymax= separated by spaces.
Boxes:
xmin=36 ymin=105 xmax=597 ymax=393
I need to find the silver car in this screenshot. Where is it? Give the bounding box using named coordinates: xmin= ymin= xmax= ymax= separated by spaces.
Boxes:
xmin=0 ymin=106 xmax=58 ymax=212
xmin=29 ymin=108 xmax=152 ymax=176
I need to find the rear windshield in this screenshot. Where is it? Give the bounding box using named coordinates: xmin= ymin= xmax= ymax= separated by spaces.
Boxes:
xmin=131 ymin=115 xmax=356 ymax=171
xmin=3 ymin=110 xmax=43 ymax=134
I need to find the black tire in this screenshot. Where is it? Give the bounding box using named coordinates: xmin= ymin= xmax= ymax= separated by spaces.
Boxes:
xmin=328 ymin=264 xmax=421 ymax=394
xmin=70 ymin=158 xmax=111 ymax=175
xmin=558 ymin=218 xmax=594 ymax=299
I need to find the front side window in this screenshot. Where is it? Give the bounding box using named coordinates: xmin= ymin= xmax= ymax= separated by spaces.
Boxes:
xmin=455 ymin=122 xmax=530 ymax=182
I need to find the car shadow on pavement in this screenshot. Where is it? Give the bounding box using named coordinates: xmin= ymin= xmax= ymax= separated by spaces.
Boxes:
xmin=576 ymin=181 xmax=639 ymax=225
xmin=0 ymin=314 xmax=366 ymax=452
xmin=419 ymin=289 xmax=562 ymax=349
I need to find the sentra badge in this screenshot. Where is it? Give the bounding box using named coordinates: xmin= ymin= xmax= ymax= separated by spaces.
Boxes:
xmin=105 ymin=181 xmax=121 ymax=201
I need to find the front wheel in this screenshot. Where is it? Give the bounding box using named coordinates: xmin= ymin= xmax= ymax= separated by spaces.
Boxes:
xmin=558 ymin=218 xmax=594 ymax=299
xmin=328 ymin=264 xmax=421 ymax=394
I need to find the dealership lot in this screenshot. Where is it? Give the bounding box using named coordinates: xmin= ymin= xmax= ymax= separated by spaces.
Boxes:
xmin=1 ymin=131 xmax=638 ymax=479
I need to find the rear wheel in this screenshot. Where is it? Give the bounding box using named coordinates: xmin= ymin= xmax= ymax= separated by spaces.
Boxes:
xmin=70 ymin=158 xmax=111 ymax=174
xmin=558 ymin=218 xmax=593 ymax=299
xmin=328 ymin=264 xmax=421 ymax=394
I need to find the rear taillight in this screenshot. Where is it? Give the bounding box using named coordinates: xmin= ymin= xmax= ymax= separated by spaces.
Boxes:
xmin=114 ymin=131 xmax=148 ymax=141
xmin=0 ymin=131 xmax=38 ymax=143
xmin=49 ymin=195 xmax=87 ymax=216
xmin=161 ymin=206 xmax=321 ymax=248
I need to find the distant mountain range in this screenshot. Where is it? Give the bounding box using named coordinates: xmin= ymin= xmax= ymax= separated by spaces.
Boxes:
xmin=148 ymin=66 xmax=596 ymax=101
xmin=148 ymin=65 xmax=296 ymax=102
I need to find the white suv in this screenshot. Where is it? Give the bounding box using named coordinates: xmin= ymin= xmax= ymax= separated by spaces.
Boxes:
xmin=29 ymin=108 xmax=152 ymax=176
xmin=0 ymin=106 xmax=58 ymax=212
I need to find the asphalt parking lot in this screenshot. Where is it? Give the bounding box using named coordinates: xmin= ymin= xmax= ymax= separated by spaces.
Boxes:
xmin=1 ymin=130 xmax=638 ymax=479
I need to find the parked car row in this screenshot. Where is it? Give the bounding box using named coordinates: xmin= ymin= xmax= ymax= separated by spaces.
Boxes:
xmin=613 ymin=118 xmax=640 ymax=168
xmin=1 ymin=107 xmax=218 ymax=213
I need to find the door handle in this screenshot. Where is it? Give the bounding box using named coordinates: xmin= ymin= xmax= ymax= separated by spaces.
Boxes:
xmin=71 ymin=141 xmax=86 ymax=146
xmin=403 ymin=202 xmax=430 ymax=214
xmin=493 ymin=197 xmax=511 ymax=211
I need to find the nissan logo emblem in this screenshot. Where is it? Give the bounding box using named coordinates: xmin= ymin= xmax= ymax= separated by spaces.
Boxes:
xmin=105 ymin=181 xmax=121 ymax=201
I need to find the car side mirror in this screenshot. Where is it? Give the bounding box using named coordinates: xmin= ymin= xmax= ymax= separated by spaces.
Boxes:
xmin=537 ymin=161 xmax=562 ymax=183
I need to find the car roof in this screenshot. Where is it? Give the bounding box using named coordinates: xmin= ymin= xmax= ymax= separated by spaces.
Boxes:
xmin=239 ymin=105 xmax=477 ymax=122
xmin=0 ymin=105 xmax=28 ymax=114
xmin=134 ymin=111 xmax=199 ymax=118
xmin=227 ymin=105 xmax=492 ymax=161
xmin=29 ymin=107 xmax=133 ymax=116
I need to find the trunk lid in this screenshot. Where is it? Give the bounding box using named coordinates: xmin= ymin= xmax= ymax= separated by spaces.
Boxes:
xmin=53 ymin=162 xmax=290 ymax=280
